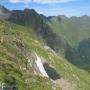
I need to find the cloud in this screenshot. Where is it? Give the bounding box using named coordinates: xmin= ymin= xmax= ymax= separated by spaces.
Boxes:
xmin=9 ymin=0 xmax=31 ymax=3
xmin=9 ymin=0 xmax=77 ymax=4
xmin=36 ymin=10 xmax=44 ymax=14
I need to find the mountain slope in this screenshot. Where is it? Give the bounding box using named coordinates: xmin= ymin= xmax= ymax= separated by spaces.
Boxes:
xmin=8 ymin=8 xmax=68 ymax=54
xmin=0 ymin=20 xmax=57 ymax=90
xmin=48 ymin=15 xmax=90 ymax=47
xmin=0 ymin=19 xmax=90 ymax=90
xmin=0 ymin=6 xmax=90 ymax=90
xmin=47 ymin=15 xmax=90 ymax=73
xmin=0 ymin=5 xmax=11 ymax=19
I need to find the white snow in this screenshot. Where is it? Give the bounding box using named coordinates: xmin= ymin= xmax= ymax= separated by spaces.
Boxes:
xmin=35 ymin=53 xmax=48 ymax=77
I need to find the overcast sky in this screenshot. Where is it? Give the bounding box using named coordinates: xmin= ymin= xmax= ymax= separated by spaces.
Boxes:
xmin=0 ymin=0 xmax=90 ymax=17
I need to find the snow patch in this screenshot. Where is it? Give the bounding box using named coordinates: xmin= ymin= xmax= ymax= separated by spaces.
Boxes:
xmin=35 ymin=53 xmax=49 ymax=77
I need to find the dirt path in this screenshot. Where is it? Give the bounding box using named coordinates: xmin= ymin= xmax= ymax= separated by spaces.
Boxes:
xmin=53 ymin=79 xmax=74 ymax=90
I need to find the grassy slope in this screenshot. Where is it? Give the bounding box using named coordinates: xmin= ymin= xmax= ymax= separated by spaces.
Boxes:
xmin=0 ymin=20 xmax=55 ymax=90
xmin=48 ymin=16 xmax=90 ymax=47
xmin=0 ymin=20 xmax=90 ymax=90
xmin=47 ymin=16 xmax=90 ymax=74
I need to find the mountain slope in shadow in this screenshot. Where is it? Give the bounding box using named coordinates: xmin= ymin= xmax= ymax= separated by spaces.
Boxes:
xmin=65 ymin=38 xmax=90 ymax=72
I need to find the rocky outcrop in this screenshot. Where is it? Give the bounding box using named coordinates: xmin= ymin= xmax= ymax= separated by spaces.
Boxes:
xmin=0 ymin=5 xmax=11 ymax=19
xmin=27 ymin=52 xmax=60 ymax=80
xmin=27 ymin=52 xmax=49 ymax=77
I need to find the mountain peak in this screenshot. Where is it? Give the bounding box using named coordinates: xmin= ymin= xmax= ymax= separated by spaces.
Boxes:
xmin=24 ymin=8 xmax=35 ymax=12
xmin=0 ymin=5 xmax=10 ymax=14
xmin=0 ymin=5 xmax=11 ymax=19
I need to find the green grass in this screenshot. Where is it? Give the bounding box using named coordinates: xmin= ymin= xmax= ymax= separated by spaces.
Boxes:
xmin=48 ymin=16 xmax=90 ymax=47
xmin=0 ymin=20 xmax=55 ymax=90
xmin=0 ymin=19 xmax=90 ymax=90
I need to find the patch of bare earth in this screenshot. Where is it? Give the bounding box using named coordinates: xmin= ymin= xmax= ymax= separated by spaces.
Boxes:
xmin=52 ymin=79 xmax=75 ymax=90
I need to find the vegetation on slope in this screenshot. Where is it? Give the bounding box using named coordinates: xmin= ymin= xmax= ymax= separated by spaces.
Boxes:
xmin=48 ymin=16 xmax=90 ymax=73
xmin=0 ymin=20 xmax=59 ymax=90
xmin=0 ymin=19 xmax=90 ymax=90
xmin=48 ymin=15 xmax=90 ymax=47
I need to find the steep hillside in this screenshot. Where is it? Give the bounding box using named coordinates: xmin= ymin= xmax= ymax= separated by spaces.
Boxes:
xmin=8 ymin=8 xmax=67 ymax=54
xmin=0 ymin=5 xmax=11 ymax=19
xmin=0 ymin=5 xmax=90 ymax=90
xmin=47 ymin=15 xmax=90 ymax=73
xmin=48 ymin=15 xmax=90 ymax=47
xmin=0 ymin=19 xmax=90 ymax=90
xmin=0 ymin=20 xmax=58 ymax=90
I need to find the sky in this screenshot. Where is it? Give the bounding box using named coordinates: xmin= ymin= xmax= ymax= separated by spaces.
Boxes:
xmin=0 ymin=0 xmax=90 ymax=17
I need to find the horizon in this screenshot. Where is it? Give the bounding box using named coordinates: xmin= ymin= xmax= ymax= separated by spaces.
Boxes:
xmin=0 ymin=5 xmax=90 ymax=18
xmin=0 ymin=0 xmax=90 ymax=17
